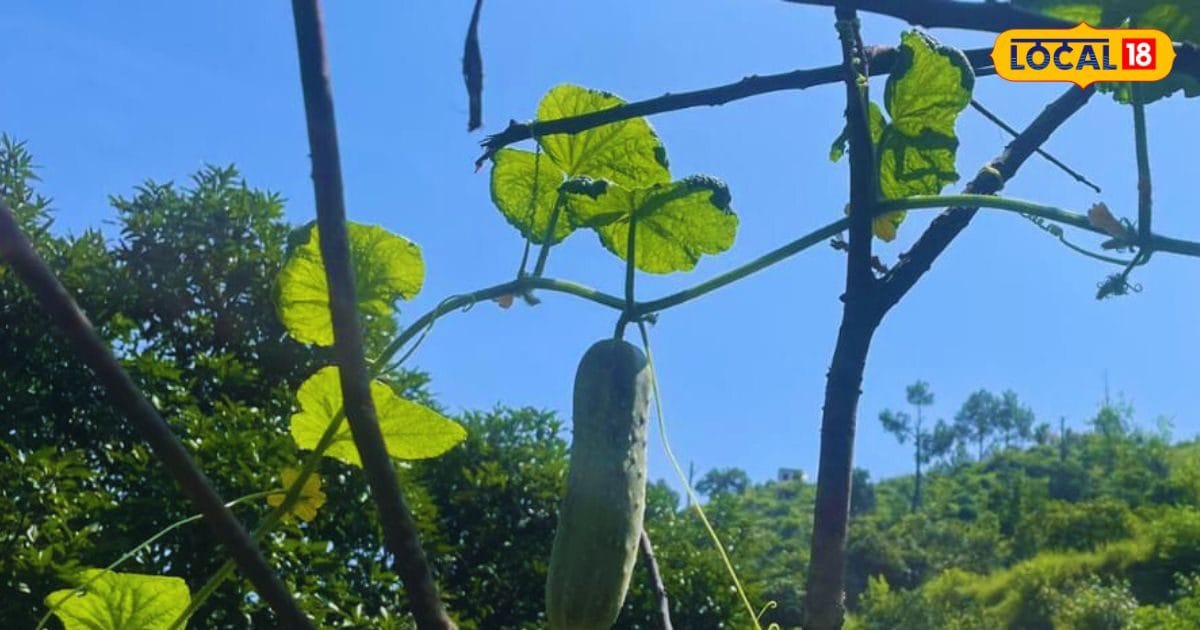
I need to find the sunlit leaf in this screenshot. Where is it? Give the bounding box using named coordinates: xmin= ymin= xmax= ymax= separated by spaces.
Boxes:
xmin=290 ymin=367 xmax=466 ymax=466
xmin=873 ymin=31 xmax=974 ymax=241
xmin=536 ymin=84 xmax=671 ymax=187
xmin=44 ymin=570 xmax=190 ymax=630
xmin=568 ymin=175 xmax=737 ymax=273
xmin=266 ymin=468 xmax=327 ymax=522
xmin=276 ymin=223 xmax=424 ymax=346
xmin=885 ymin=31 xmax=975 ymax=139
xmin=488 ymin=84 xmax=671 ymax=246
xmin=877 ymin=131 xmax=961 ymax=241
xmin=489 ymin=149 xmax=570 ymax=244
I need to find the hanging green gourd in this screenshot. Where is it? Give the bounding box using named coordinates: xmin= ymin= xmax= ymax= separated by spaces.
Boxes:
xmin=546 ymin=338 xmax=651 ymax=630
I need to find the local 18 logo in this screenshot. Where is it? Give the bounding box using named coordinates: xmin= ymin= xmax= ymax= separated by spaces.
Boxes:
xmin=992 ymin=23 xmax=1174 ymax=88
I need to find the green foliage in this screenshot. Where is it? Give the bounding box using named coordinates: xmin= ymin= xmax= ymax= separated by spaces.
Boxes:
xmin=877 ymin=31 xmax=974 ymax=241
xmin=1134 ymin=574 xmax=1200 ymax=628
xmin=1015 ymin=498 xmax=1134 ymax=556
xmin=276 ymin=222 xmax=424 ymax=348
xmin=1047 ymin=576 xmax=1139 ymax=630
xmin=289 ymin=366 xmax=466 ymax=466
xmin=953 ymin=389 xmax=1037 ymax=460
xmin=412 ymin=407 xmax=566 ymax=629
xmin=567 ymin=175 xmax=737 ymax=273
xmin=848 ymin=574 xmax=1001 ymax=630
xmin=0 ymin=144 xmax=439 ymax=627
xmin=697 ymin=467 xmax=753 ymax=497
xmin=536 ymin=85 xmax=672 ymax=187
xmin=489 ymin=84 xmax=670 ymax=245
xmin=490 ymin=148 xmax=575 ymax=245
xmin=488 ymin=84 xmax=737 ymax=275
xmin=0 ymin=134 xmax=52 ymax=235
xmin=0 ymin=445 xmax=111 ymax=623
xmin=830 ymin=31 xmax=974 ymax=241
xmin=45 ymin=570 xmax=190 ymax=630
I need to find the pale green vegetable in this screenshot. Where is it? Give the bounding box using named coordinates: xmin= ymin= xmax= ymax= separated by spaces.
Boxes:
xmin=546 ymin=339 xmax=651 ymax=630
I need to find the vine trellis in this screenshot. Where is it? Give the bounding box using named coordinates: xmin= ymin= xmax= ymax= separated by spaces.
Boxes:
xmin=2 ymin=0 xmax=1200 ymax=629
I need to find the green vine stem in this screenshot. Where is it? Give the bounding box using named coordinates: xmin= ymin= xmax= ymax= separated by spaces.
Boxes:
xmin=614 ymin=214 xmax=640 ymax=340
xmin=877 ymin=194 xmax=1200 ymax=257
xmin=532 ymin=192 xmax=567 ymax=277
xmin=379 ymin=189 xmax=1200 ymax=361
xmin=878 ymin=194 xmax=1101 ymax=234
xmin=636 ymin=218 xmax=849 ymax=314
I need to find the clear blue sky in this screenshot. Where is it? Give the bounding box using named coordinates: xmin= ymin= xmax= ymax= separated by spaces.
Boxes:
xmin=2 ymin=2 xmax=1197 ymax=488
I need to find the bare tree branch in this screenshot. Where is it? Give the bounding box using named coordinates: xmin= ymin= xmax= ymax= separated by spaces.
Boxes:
xmin=0 ymin=199 xmax=313 ymax=629
xmin=289 ymin=1 xmax=456 ymax=628
xmin=476 ymin=46 xmax=996 ymax=167
xmin=803 ymin=10 xmax=882 ymax=630
xmin=640 ymin=531 xmax=674 ymax=630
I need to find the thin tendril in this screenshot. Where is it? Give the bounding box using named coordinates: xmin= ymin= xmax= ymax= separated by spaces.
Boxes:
xmin=636 ymin=321 xmax=763 ymax=630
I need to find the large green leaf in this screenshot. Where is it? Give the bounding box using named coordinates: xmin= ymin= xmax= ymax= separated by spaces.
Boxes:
xmin=489 ymin=148 xmax=570 ymax=244
xmin=1015 ymin=0 xmax=1200 ymax=102
xmin=536 ymin=84 xmax=671 ymax=187
xmin=488 ymin=84 xmax=671 ymax=245
xmin=290 ymin=366 xmax=466 ymax=466
xmin=877 ymin=130 xmax=961 ymax=241
xmin=44 ymin=570 xmax=190 ymax=630
xmin=276 ymin=223 xmax=423 ymax=346
xmin=567 ymin=176 xmax=737 ymax=274
xmin=885 ymin=31 xmax=975 ymax=138
xmin=873 ymin=31 xmax=974 ymax=241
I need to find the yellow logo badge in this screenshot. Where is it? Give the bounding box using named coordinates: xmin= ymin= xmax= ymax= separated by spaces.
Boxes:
xmin=992 ymin=23 xmax=1174 ymax=88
